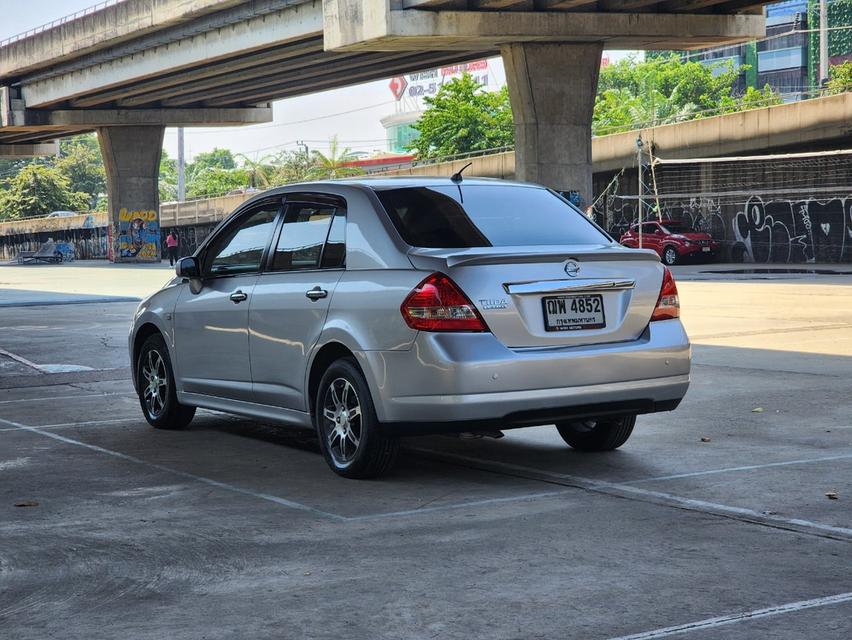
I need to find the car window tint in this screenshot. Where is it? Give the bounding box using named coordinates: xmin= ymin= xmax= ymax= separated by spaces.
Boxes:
xmin=272 ymin=203 xmax=335 ymax=270
xmin=320 ymin=213 xmax=346 ymax=269
xmin=642 ymin=223 xmax=659 ymax=234
xmin=209 ymin=206 xmax=278 ymax=275
xmin=375 ymin=185 xmax=608 ymax=248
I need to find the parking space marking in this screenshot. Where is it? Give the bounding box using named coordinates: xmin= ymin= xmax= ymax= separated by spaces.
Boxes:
xmin=0 ymin=416 xmax=346 ymax=521
xmin=0 ymin=392 xmax=133 ymax=405
xmin=622 ymin=452 xmax=852 ymax=484
xmin=605 ymin=591 xmax=852 ymax=640
xmin=410 ymin=448 xmax=852 ymax=541
xmin=0 ymin=346 xmax=47 ymax=373
xmin=0 ymin=416 xmax=579 ymax=522
xmin=0 ymin=417 xmax=143 ymax=432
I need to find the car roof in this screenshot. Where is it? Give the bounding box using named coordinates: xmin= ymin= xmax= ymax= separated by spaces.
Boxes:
xmin=335 ymin=176 xmax=543 ymax=190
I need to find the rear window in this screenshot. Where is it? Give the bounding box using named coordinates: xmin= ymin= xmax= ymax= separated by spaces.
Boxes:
xmin=374 ymin=185 xmax=609 ymax=248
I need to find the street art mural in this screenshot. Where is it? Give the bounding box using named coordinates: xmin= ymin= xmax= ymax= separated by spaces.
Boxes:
xmin=594 ymin=194 xmax=852 ymax=263
xmin=117 ymin=208 xmax=160 ymax=260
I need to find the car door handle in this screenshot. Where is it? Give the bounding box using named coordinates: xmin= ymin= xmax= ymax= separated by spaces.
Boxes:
xmin=305 ymin=287 xmax=328 ymax=301
xmin=230 ymin=290 xmax=248 ymax=304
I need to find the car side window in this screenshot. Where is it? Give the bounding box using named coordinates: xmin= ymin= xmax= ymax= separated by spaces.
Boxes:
xmin=206 ymin=204 xmax=280 ymax=276
xmin=271 ymin=199 xmax=346 ymax=271
xmin=642 ymin=223 xmax=659 ymax=235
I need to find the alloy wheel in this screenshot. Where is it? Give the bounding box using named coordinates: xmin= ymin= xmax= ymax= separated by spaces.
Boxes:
xmin=141 ymin=349 xmax=168 ymax=418
xmin=322 ymin=378 xmax=362 ymax=464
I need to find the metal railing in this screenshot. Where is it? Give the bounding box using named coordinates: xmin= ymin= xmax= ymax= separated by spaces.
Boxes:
xmin=0 ymin=0 xmax=126 ymax=48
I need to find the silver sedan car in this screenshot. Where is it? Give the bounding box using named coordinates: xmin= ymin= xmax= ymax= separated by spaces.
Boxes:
xmin=130 ymin=178 xmax=690 ymax=478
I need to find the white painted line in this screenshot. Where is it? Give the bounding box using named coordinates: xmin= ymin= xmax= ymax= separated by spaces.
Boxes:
xmin=0 ymin=346 xmax=47 ymax=373
xmin=0 ymin=416 xmax=345 ymax=521
xmin=410 ymin=448 xmax=852 ymax=539
xmin=0 ymin=392 xmax=132 ymax=405
xmin=613 ymin=485 xmax=852 ymax=538
xmin=0 ymin=417 xmax=141 ymax=431
xmin=623 ymin=452 xmax=852 ymax=484
xmin=348 ymin=489 xmax=575 ymax=522
xmin=605 ymin=591 xmax=852 ymax=640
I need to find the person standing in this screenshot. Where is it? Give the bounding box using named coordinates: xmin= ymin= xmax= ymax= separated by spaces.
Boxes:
xmin=166 ymin=231 xmax=179 ymax=266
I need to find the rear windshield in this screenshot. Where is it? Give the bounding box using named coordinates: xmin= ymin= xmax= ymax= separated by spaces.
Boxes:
xmin=374 ymin=185 xmax=609 ymax=248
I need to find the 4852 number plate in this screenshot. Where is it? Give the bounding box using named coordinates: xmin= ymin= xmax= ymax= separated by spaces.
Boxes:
xmin=542 ymin=294 xmax=605 ymax=332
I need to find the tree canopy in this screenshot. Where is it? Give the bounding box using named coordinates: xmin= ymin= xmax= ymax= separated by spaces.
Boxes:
xmin=407 ymin=74 xmax=514 ymax=159
xmin=0 ymin=164 xmax=90 ymax=220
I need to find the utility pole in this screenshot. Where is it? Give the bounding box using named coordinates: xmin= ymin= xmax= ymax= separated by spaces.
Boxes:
xmin=636 ymin=135 xmax=644 ymax=249
xmin=177 ymin=127 xmax=186 ymax=201
xmin=820 ymin=0 xmax=830 ymax=88
xmin=296 ymin=140 xmax=310 ymax=175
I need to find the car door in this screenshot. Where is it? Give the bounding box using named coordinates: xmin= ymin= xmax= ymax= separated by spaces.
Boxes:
xmin=173 ymin=200 xmax=281 ymax=402
xmin=249 ymin=194 xmax=346 ymax=410
xmin=641 ymin=222 xmax=661 ymax=252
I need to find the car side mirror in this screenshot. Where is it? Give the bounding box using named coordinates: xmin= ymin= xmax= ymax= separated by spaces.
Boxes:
xmin=176 ymin=256 xmax=200 ymax=279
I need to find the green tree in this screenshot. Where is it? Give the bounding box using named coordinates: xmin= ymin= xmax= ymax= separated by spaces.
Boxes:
xmin=191 ymin=147 xmax=236 ymax=171
xmin=159 ymin=149 xmax=179 ymax=202
xmin=237 ymin=153 xmax=278 ymax=189
xmin=306 ymin=137 xmax=364 ymax=179
xmin=186 ymin=167 xmax=250 ymax=199
xmin=408 ymin=74 xmax=514 ymax=159
xmin=593 ymin=55 xmax=782 ymax=135
xmin=826 ymin=61 xmax=852 ymax=94
xmin=0 ymin=164 xmax=89 ymax=220
xmin=54 ymin=134 xmax=105 ymax=208
xmin=268 ymin=149 xmax=313 ymax=185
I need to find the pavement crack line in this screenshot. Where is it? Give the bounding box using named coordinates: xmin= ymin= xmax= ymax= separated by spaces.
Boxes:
xmin=407 ymin=447 xmax=852 ymax=543
xmin=603 ymin=591 xmax=852 ymax=640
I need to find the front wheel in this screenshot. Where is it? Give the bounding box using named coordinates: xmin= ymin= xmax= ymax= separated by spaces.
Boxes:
xmin=136 ymin=334 xmax=195 ymax=429
xmin=663 ymin=246 xmax=679 ymax=266
xmin=315 ymin=358 xmax=398 ymax=479
xmin=555 ymin=415 xmax=636 ymax=452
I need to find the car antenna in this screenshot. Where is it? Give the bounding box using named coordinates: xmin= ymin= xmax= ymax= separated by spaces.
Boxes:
xmin=450 ymin=162 xmax=473 ymax=184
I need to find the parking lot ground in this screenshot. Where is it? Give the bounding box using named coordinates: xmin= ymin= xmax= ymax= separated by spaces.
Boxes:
xmin=1 ymin=263 xmax=851 ymax=639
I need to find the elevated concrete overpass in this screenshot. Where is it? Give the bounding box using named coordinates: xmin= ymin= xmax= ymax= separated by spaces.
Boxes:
xmin=0 ymin=0 xmax=777 ymax=260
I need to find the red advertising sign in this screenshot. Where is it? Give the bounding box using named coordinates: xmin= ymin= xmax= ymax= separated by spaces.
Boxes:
xmin=388 ymin=76 xmax=408 ymax=101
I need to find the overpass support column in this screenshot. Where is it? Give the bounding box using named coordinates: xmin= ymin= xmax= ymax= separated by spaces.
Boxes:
xmin=98 ymin=126 xmax=164 ymax=263
xmin=501 ymin=42 xmax=603 ymax=205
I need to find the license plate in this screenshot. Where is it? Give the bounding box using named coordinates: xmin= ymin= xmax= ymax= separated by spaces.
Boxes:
xmin=702 ymin=246 xmax=711 ymax=252
xmin=542 ymin=295 xmax=605 ymax=332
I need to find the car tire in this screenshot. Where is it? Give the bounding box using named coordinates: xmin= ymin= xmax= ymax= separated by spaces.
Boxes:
xmin=554 ymin=415 xmax=636 ymax=451
xmin=315 ymin=357 xmax=399 ymax=479
xmin=663 ymin=246 xmax=679 ymax=266
xmin=136 ymin=333 xmax=195 ymax=430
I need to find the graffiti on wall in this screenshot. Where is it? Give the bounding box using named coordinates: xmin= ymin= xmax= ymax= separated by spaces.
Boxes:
xmin=117 ymin=208 xmax=160 ymax=259
xmin=594 ymin=193 xmax=852 ymax=263
xmin=733 ymin=196 xmax=852 ymax=263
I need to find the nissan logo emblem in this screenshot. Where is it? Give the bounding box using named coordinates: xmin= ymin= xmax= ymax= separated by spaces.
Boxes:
xmin=564 ymin=260 xmax=580 ymax=277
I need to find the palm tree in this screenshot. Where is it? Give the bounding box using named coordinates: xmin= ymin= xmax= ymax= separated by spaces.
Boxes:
xmin=236 ymin=153 xmax=277 ymax=189
xmin=306 ymin=136 xmax=364 ymax=180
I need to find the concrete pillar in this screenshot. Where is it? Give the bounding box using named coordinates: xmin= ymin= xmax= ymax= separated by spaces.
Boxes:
xmin=501 ymin=42 xmax=603 ymax=205
xmin=98 ymin=126 xmax=164 ymax=262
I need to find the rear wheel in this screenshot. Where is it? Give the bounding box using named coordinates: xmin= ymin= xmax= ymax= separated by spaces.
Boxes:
xmin=555 ymin=415 xmax=636 ymax=451
xmin=663 ymin=246 xmax=679 ymax=266
xmin=315 ymin=358 xmax=398 ymax=479
xmin=136 ymin=334 xmax=195 ymax=429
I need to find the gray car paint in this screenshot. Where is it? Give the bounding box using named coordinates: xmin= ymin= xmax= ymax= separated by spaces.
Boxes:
xmin=130 ymin=178 xmax=691 ymax=432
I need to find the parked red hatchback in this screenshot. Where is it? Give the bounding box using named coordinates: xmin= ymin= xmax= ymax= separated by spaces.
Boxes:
xmin=620 ymin=220 xmax=718 ymax=265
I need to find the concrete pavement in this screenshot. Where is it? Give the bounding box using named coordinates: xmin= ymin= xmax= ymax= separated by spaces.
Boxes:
xmin=0 ymin=262 xmax=851 ymax=639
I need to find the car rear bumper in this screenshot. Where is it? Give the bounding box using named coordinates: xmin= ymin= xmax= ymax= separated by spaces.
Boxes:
xmin=359 ymin=319 xmax=691 ymax=427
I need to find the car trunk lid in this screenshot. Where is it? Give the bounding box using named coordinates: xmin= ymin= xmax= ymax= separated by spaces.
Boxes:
xmin=408 ymin=245 xmax=664 ymax=348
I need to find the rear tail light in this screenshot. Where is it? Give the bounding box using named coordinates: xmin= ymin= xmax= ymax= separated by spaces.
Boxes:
xmin=401 ymin=273 xmax=489 ymax=332
xmin=651 ymin=267 xmax=680 ymax=321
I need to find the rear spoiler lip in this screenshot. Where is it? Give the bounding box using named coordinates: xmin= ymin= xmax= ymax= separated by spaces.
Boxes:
xmin=407 ymin=246 xmax=660 ymax=268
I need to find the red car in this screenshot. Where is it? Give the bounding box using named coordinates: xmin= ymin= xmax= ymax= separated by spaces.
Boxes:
xmin=619 ymin=220 xmax=718 ymax=266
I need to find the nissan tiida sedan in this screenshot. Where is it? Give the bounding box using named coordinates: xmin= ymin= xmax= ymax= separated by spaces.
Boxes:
xmin=130 ymin=178 xmax=690 ymax=478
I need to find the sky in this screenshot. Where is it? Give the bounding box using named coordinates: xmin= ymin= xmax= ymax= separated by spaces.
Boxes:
xmin=3 ymin=1 xmax=639 ymax=161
